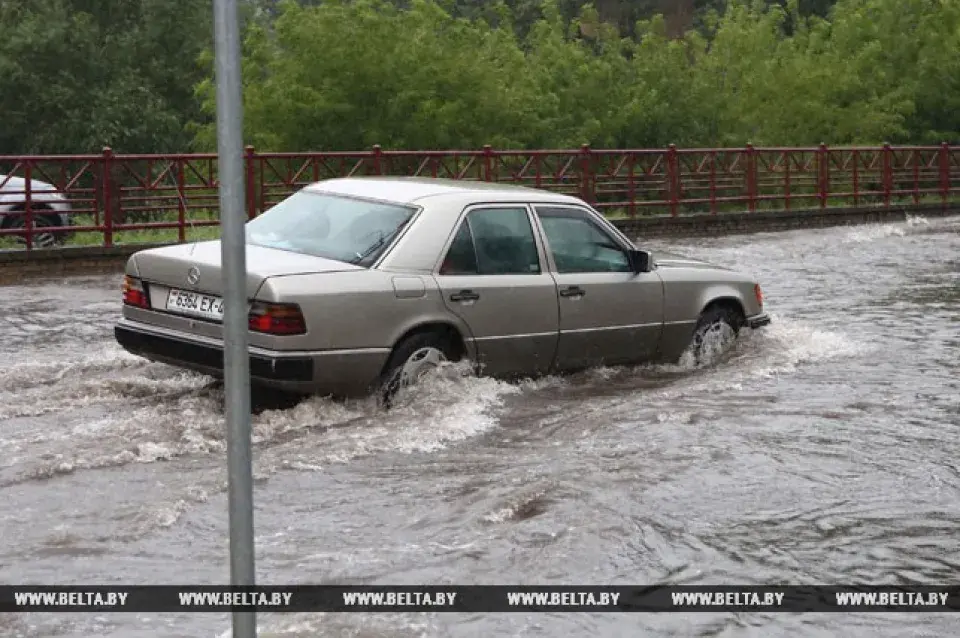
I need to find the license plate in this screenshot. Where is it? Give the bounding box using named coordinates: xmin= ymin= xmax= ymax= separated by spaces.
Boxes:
xmin=165 ymin=289 xmax=224 ymax=321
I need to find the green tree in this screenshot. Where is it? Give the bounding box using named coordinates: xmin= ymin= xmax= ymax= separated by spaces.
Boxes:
xmin=4 ymin=0 xmax=958 ymax=154
xmin=826 ymin=0 xmax=960 ymax=143
xmin=688 ymin=0 xmax=916 ymax=145
xmin=0 ymin=0 xmax=210 ymax=154
xmin=195 ymin=0 xmax=540 ymax=151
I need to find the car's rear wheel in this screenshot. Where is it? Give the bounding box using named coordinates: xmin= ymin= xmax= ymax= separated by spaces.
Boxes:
xmin=2 ymin=210 xmax=63 ymax=248
xmin=687 ymin=304 xmax=744 ymax=367
xmin=378 ymin=330 xmax=460 ymax=407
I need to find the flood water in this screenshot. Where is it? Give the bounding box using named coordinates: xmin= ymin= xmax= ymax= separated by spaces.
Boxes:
xmin=1 ymin=216 xmax=958 ymax=638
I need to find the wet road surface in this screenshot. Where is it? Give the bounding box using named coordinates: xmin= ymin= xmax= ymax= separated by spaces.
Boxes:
xmin=1 ymin=216 xmax=958 ymax=637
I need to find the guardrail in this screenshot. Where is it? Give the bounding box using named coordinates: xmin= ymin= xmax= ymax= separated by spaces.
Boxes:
xmin=1 ymin=144 xmax=958 ymax=250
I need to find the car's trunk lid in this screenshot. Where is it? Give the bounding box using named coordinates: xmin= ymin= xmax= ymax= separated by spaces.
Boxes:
xmin=133 ymin=240 xmax=363 ymax=297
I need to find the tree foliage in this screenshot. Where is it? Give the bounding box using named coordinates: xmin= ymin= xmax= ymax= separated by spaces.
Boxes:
xmin=0 ymin=0 xmax=210 ymax=154
xmin=2 ymin=0 xmax=959 ymax=154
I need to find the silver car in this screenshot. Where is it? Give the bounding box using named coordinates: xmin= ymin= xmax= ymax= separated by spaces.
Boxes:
xmin=0 ymin=174 xmax=73 ymax=247
xmin=115 ymin=177 xmax=770 ymax=400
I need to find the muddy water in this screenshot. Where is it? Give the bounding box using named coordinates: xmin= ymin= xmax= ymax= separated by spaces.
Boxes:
xmin=1 ymin=216 xmax=958 ymax=638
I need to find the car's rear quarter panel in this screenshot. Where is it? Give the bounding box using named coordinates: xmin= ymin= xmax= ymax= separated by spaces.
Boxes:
xmin=260 ymin=270 xmax=477 ymax=391
xmin=259 ymin=270 xmax=472 ymax=352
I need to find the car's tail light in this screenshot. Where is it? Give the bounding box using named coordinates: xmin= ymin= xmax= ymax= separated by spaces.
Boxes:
xmin=122 ymin=275 xmax=149 ymax=309
xmin=754 ymin=283 xmax=764 ymax=308
xmin=248 ymin=301 xmax=306 ymax=335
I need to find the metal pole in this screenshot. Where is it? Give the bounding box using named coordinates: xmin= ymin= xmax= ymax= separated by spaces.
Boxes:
xmin=213 ymin=0 xmax=256 ymax=636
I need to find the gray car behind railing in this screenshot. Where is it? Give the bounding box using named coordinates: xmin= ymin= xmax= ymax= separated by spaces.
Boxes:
xmin=0 ymin=174 xmax=73 ymax=247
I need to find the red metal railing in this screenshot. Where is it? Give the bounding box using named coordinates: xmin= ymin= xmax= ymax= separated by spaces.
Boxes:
xmin=1 ymin=144 xmax=958 ymax=250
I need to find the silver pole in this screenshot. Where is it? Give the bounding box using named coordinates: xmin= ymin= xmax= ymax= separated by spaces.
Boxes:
xmin=213 ymin=0 xmax=256 ymax=636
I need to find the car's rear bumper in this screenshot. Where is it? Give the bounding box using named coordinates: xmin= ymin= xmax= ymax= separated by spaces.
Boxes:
xmin=746 ymin=312 xmax=771 ymax=329
xmin=114 ymin=319 xmax=390 ymax=396
xmin=115 ymin=323 xmax=313 ymax=382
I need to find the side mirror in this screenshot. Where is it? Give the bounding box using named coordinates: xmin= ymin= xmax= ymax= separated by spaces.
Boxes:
xmin=628 ymin=249 xmax=652 ymax=274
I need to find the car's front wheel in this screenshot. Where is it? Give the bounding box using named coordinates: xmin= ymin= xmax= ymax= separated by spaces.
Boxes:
xmin=378 ymin=330 xmax=460 ymax=407
xmin=2 ymin=210 xmax=65 ymax=248
xmin=686 ymin=305 xmax=744 ymax=367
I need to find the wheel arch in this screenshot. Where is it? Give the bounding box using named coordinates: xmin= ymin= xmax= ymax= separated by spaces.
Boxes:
xmin=381 ymin=320 xmax=471 ymax=375
xmin=699 ymin=296 xmax=747 ymax=327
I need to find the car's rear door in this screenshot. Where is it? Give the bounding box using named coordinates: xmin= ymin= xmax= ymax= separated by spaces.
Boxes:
xmin=433 ymin=205 xmax=560 ymax=377
xmin=532 ymin=204 xmax=663 ymax=371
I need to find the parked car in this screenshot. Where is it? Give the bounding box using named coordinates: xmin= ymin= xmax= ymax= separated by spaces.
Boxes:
xmin=114 ymin=177 xmax=771 ymax=402
xmin=0 ymin=174 xmax=74 ymax=247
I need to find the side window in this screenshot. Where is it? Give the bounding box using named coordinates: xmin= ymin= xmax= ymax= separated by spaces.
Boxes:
xmin=535 ymin=207 xmax=631 ymax=274
xmin=439 ymin=222 xmax=478 ymax=275
xmin=439 ymin=207 xmax=541 ymax=275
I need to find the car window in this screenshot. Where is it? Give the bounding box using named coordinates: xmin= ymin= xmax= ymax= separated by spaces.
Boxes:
xmin=535 ymin=207 xmax=631 ymax=273
xmin=245 ymin=190 xmax=416 ymax=266
xmin=439 ymin=207 xmax=541 ymax=275
xmin=439 ymin=221 xmax=479 ymax=275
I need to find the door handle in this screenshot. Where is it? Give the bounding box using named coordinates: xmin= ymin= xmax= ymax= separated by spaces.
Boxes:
xmin=559 ymin=285 xmax=585 ymax=298
xmin=450 ymin=289 xmax=480 ymax=302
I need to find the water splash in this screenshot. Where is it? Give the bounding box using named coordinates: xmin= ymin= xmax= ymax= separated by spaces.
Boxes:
xmin=841 ymin=215 xmax=930 ymax=244
xmin=741 ymin=316 xmax=875 ymax=380
xmin=271 ymin=361 xmax=520 ymax=470
xmin=0 ymin=355 xmax=520 ymax=485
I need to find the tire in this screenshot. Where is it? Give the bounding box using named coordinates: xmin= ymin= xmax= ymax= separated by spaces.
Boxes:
xmin=378 ymin=330 xmax=459 ymax=407
xmin=687 ymin=305 xmax=744 ymax=367
xmin=3 ymin=211 xmax=64 ymax=248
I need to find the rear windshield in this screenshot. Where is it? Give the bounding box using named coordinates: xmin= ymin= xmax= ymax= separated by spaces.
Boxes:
xmin=245 ymin=190 xmax=416 ymax=266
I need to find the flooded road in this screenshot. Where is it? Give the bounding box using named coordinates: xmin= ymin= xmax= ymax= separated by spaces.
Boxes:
xmin=1 ymin=216 xmax=958 ymax=638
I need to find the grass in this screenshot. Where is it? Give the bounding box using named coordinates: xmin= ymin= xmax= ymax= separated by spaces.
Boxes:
xmin=0 ymin=209 xmax=223 ymax=250
xmin=1 ymin=194 xmax=957 ymax=252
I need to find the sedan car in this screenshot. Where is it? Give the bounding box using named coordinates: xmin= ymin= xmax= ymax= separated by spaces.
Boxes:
xmin=114 ymin=177 xmax=771 ymax=401
xmin=0 ymin=174 xmax=73 ymax=247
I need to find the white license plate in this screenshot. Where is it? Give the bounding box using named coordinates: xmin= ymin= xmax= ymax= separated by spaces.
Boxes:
xmin=165 ymin=289 xmax=224 ymax=321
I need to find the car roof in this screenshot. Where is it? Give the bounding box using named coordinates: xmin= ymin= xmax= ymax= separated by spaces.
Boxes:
xmin=0 ymin=174 xmax=55 ymax=189
xmin=304 ymin=176 xmax=581 ymax=205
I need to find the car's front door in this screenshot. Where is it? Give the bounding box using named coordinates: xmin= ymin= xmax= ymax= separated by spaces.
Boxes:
xmin=433 ymin=205 xmax=560 ymax=377
xmin=533 ymin=205 xmax=663 ymax=372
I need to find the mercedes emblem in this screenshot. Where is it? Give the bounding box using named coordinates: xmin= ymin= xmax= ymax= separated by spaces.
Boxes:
xmin=186 ymin=266 xmax=200 ymax=286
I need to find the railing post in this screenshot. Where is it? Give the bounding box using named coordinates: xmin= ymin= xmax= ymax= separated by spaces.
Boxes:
xmin=372 ymin=144 xmax=383 ymax=176
xmin=101 ymin=146 xmax=114 ymax=247
xmin=940 ymin=142 xmax=951 ymax=211
xmin=176 ymin=159 xmax=187 ymax=243
xmin=709 ymin=150 xmax=717 ymax=214
xmin=912 ymin=147 xmax=921 ymax=204
xmin=783 ymin=151 xmax=792 ymax=211
xmin=627 ymin=152 xmax=636 ymax=218
xmin=882 ymin=142 xmax=892 ymax=207
xmin=667 ymin=144 xmax=679 ymax=217
xmin=745 ymin=143 xmax=757 ymax=212
xmin=482 ymin=145 xmax=493 ymax=182
xmin=244 ymin=145 xmax=257 ymax=219
xmin=24 ymin=161 xmax=33 ymax=251
xmin=257 ymin=150 xmax=266 ymax=215
xmin=579 ymin=144 xmax=594 ymax=204
xmin=851 ymin=149 xmax=860 ymax=208
xmin=817 ymin=142 xmax=829 ymax=209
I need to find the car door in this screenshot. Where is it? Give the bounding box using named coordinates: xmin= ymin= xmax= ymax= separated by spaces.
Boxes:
xmin=433 ymin=205 xmax=560 ymax=377
xmin=533 ymin=205 xmax=663 ymax=371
